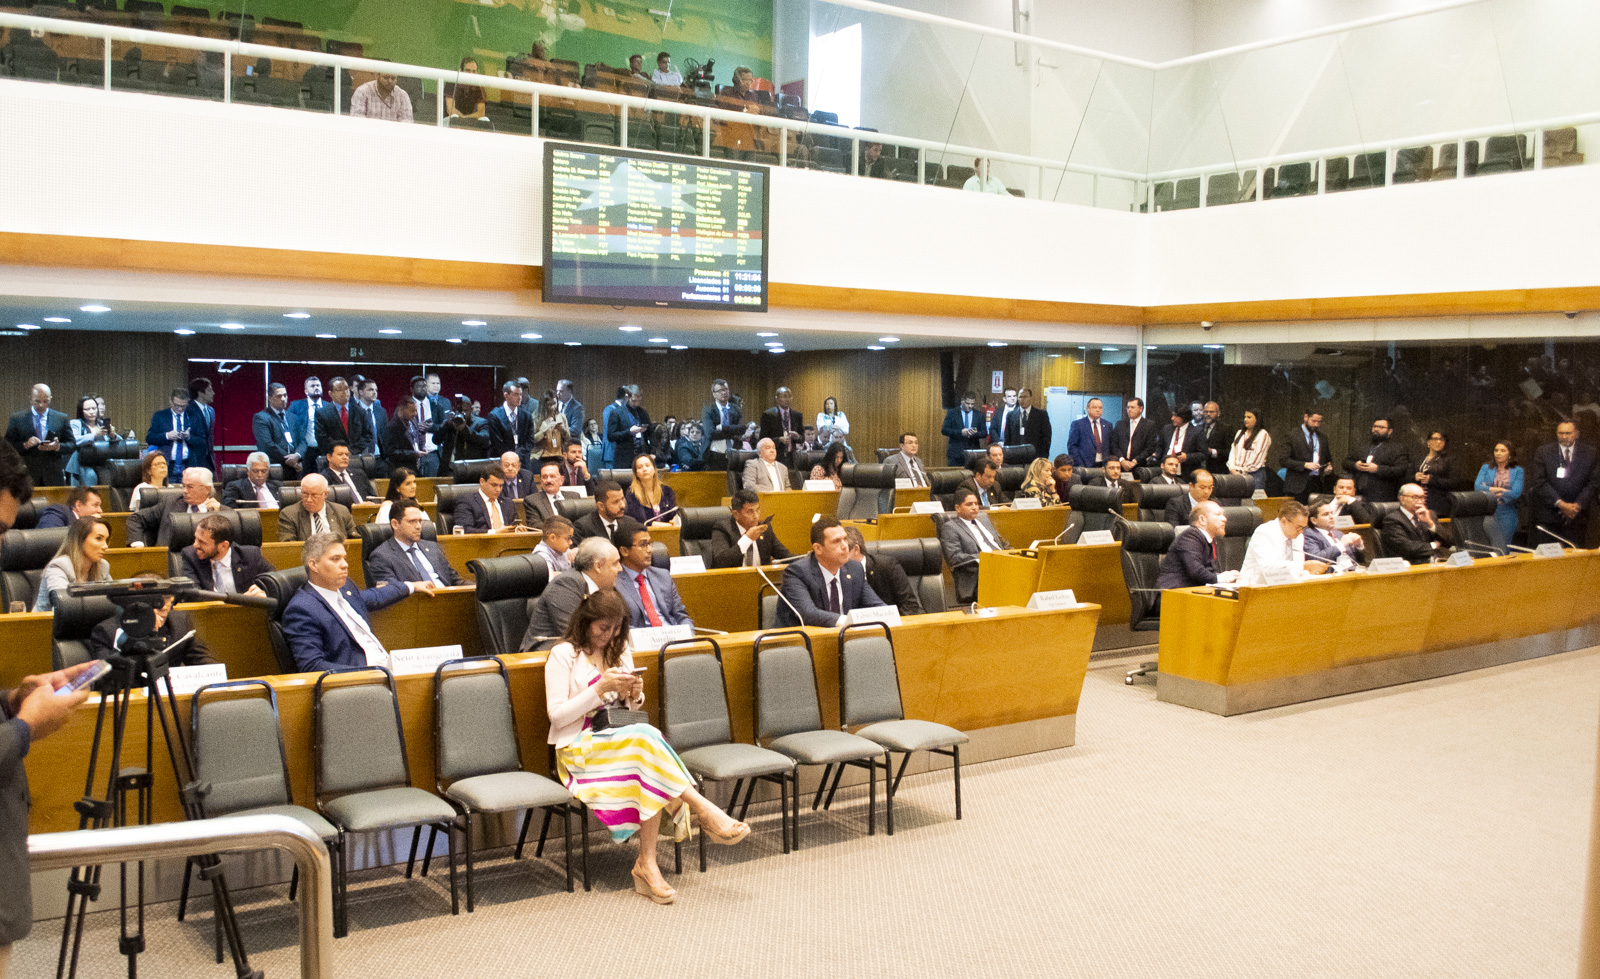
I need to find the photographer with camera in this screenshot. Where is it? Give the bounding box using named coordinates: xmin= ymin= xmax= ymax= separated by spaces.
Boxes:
xmin=438 ymin=394 xmax=488 ymax=477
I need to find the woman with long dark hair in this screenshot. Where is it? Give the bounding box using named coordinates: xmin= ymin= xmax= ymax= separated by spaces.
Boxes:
xmin=1416 ymin=430 xmax=1457 ymax=516
xmin=1474 ymin=440 xmax=1524 ymax=550
xmin=373 ymin=467 xmax=419 ymax=524
xmin=1226 ymin=409 xmax=1272 ymax=494
xmin=808 ymin=442 xmax=848 ymax=490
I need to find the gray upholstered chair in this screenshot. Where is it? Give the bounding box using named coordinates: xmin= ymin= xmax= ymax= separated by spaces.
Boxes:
xmin=420 ymin=657 xmax=587 ymax=908
xmin=836 ymin=623 xmax=967 ymax=820
xmin=313 ymin=666 xmax=459 ymax=936
xmin=1216 ymin=506 xmax=1261 ymax=572
xmin=753 ymin=630 xmax=891 ymax=846
xmin=183 ymin=680 xmax=341 ymax=952
xmin=658 ymin=638 xmax=796 ymax=870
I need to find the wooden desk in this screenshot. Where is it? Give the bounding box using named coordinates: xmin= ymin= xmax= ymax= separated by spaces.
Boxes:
xmin=747 ymin=490 xmax=839 ymax=554
xmin=977 ymin=543 xmax=1130 ymax=624
xmin=25 ymin=605 xmax=1099 ymax=833
xmin=662 ymin=470 xmax=728 ymax=508
xmin=868 ymin=506 xmax=1073 ymax=546
xmin=1155 ymin=551 xmax=1600 ymax=715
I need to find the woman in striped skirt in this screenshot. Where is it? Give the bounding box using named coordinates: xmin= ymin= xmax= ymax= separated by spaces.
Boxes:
xmin=546 ymin=590 xmax=750 ymax=904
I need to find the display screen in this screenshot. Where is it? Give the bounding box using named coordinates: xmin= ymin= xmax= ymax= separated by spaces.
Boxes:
xmin=542 ymin=142 xmax=769 ymax=311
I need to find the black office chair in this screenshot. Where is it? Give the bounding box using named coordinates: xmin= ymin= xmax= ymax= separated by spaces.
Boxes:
xmin=355 ymin=521 xmax=439 ymax=588
xmin=554 ymin=497 xmax=598 ymax=526
xmin=431 ymin=484 xmax=477 ymax=534
xmin=789 ymin=451 xmax=824 ymax=487
xmin=1216 ymin=506 xmax=1261 ymax=573
xmin=1115 ymin=521 xmax=1174 ymax=683
xmin=1 ymin=527 xmax=69 ymax=612
xmin=9 ymin=501 xmax=39 ymax=532
xmin=1365 ymin=502 xmax=1403 ymax=558
xmin=1210 ymin=474 xmax=1254 ymax=506
xmin=164 ymin=509 xmax=264 ymax=577
xmin=927 ymin=469 xmax=966 ymax=500
xmin=50 ymin=593 xmax=121 ymax=670
xmin=678 ymin=507 xmax=726 ymax=561
xmin=840 ymin=463 xmax=897 ymax=518
xmin=257 ymin=568 xmax=309 ymax=674
xmin=466 ymin=554 xmax=551 ymax=657
xmin=862 ymin=539 xmax=945 ymax=614
xmin=724 ymin=451 xmax=759 ymax=498
xmin=1138 ymin=483 xmax=1182 ymax=522
xmin=1445 ymin=490 xmax=1500 ymax=554
xmin=451 ymin=459 xmax=500 ymax=484
xmin=1067 ymin=485 xmax=1123 ymax=533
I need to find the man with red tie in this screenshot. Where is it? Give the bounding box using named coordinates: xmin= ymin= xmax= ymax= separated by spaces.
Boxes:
xmin=1066 ymin=397 xmax=1109 ymax=469
xmin=759 ymin=386 xmax=804 ymax=465
xmin=314 ymin=377 xmax=373 ymax=467
xmin=1157 ymin=501 xmax=1240 ymax=589
xmin=612 ymin=520 xmax=692 ymax=629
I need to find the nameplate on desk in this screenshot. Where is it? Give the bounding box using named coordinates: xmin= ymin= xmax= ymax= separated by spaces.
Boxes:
xmin=1079 ymin=530 xmax=1115 ymax=546
xmin=1011 ymin=497 xmax=1041 ymax=510
xmin=846 ymin=605 xmax=902 ymax=628
xmin=1335 ymin=515 xmax=1355 ymax=529
xmin=1026 ymin=589 xmax=1079 ymax=610
xmin=1366 ymin=557 xmax=1410 ymax=575
xmin=382 ymin=644 xmax=463 ymax=676
xmin=1251 ymin=489 xmax=1268 ymax=500
xmin=628 ymin=623 xmax=693 ymax=652
xmin=802 ymin=479 xmax=836 ymax=492
xmin=894 ymin=478 xmax=915 ymax=489
xmin=559 ymin=487 xmax=588 ymax=498
xmin=1534 ymin=543 xmax=1566 ymax=558
xmin=909 ymin=501 xmax=945 ymax=514
xmin=157 ymin=663 xmax=227 ymax=698
xmin=1446 ymin=550 xmax=1475 ymax=567
xmin=1259 ymin=565 xmax=1298 ymax=586
xmin=669 ymin=555 xmax=707 ymax=575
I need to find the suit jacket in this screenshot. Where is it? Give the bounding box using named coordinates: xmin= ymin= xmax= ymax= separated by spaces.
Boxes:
xmin=146 ymin=406 xmax=199 ymax=473
xmin=938 ymin=513 xmax=1011 ymax=604
xmin=365 ymin=536 xmax=463 ymax=588
xmin=453 ymin=490 xmax=519 ymax=534
xmin=1066 ymin=416 xmax=1112 ymax=468
xmin=884 ymin=451 xmax=930 ymax=487
xmin=1530 ymin=441 xmax=1598 ymax=524
xmin=222 ymin=477 xmax=283 ymax=509
xmin=277 ymin=500 xmax=356 ymax=542
xmin=179 ymin=542 xmax=273 ymax=593
xmin=758 ymin=406 xmax=804 ymax=464
xmin=286 ymin=397 xmax=327 ymax=467
xmin=616 ymin=565 xmax=692 ymax=628
xmin=184 ymin=402 xmax=217 ymax=474
xmin=1110 ymin=417 xmax=1159 ymax=468
xmin=1164 ymin=493 xmax=1201 ymax=527
xmin=572 ymin=511 xmax=624 ymax=544
xmin=1379 ymin=507 xmax=1451 ymax=564
xmin=381 ymin=416 xmax=426 ymax=474
xmin=524 ymin=490 xmax=565 ymax=528
xmin=988 ymin=406 xmax=1015 ymax=447
xmin=558 ymin=460 xmax=596 ymax=494
xmin=1003 ymin=407 xmax=1052 ymax=460
xmin=743 ymin=457 xmax=791 ymax=493
xmin=1145 ymin=472 xmax=1183 ymax=487
xmin=4 ymin=407 xmax=71 ymax=486
xmin=282 ymin=577 xmax=411 ymax=673
xmin=1200 ymin=420 xmax=1231 ymax=474
xmin=941 ymin=406 xmax=987 ymax=466
xmin=253 ymin=408 xmax=298 ymax=469
xmin=439 ymin=415 xmax=489 ymax=475
xmin=144 ymin=495 xmax=230 ymax=548
xmin=559 ymin=397 xmax=585 ymax=440
xmin=606 ymin=403 xmax=652 ymax=469
xmin=521 ymin=570 xmax=601 ymax=651
xmin=1311 ymin=495 xmax=1375 ymax=526
xmin=35 ymin=503 xmax=71 ymax=529
xmin=1343 ymin=440 xmax=1411 ymax=503
xmin=487 ymin=404 xmax=533 ymax=460
xmin=863 ymin=552 xmax=923 ymax=616
xmin=351 ymin=400 xmax=387 ymax=455
xmin=776 ymin=555 xmax=884 ymax=627
xmin=1155 ymin=423 xmax=1205 ymax=472
xmin=708 ymin=515 xmax=791 ymax=568
xmin=1283 ymin=425 xmax=1333 ymax=498
xmin=501 ymin=468 xmax=536 ymax=501
xmin=955 ymin=476 xmax=1010 ymax=508
xmin=1157 ymin=527 xmax=1220 ymax=589
xmin=321 ymin=465 xmax=375 ymax=502
xmin=314 ymin=402 xmax=373 ymax=460
xmin=1301 ymin=525 xmax=1345 ymax=563
xmin=701 ymin=400 xmax=744 ymax=447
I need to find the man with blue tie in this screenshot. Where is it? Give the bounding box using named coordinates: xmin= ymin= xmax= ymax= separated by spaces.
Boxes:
xmin=1283 ymin=409 xmax=1333 ymax=503
xmin=252 ymin=384 xmax=303 ymax=477
xmin=700 ymin=378 xmax=743 ymax=470
xmin=364 ymin=501 xmax=464 ymax=588
xmin=1065 ymin=397 xmax=1109 ymax=468
xmin=488 ymin=380 xmax=532 ymax=461
xmin=146 ymin=388 xmax=196 ymax=479
xmin=353 ymin=377 xmax=386 ymax=459
xmin=612 ymin=520 xmax=692 ymax=629
xmin=185 ymin=377 xmax=217 ymax=475
xmin=282 ymin=532 xmax=435 ymax=673
xmin=941 ymin=391 xmax=986 ymax=467
xmin=556 ymin=378 xmax=584 ymax=440
xmin=4 ymin=383 xmax=71 ymax=486
xmin=287 ymin=376 xmax=327 ymax=477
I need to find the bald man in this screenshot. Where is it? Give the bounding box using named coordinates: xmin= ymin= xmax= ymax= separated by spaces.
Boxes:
xmin=5 ymin=383 xmax=71 ymax=486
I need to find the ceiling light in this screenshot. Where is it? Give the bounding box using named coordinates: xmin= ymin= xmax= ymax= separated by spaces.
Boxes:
xmin=756 ymin=332 xmax=778 ymax=338
xmin=521 ymin=332 xmax=543 ymax=340
xmin=648 ymin=337 xmax=670 ymax=343
xmin=564 ymin=341 xmax=582 ymax=346
xmin=763 ymin=341 xmax=783 ymax=347
xmin=16 ymin=324 xmax=39 ymax=331
xmin=619 ymin=325 xmax=643 ymax=333
xmin=1204 ymin=343 xmax=1224 ymax=350
xmin=43 ymin=317 xmax=70 ymax=324
xmin=670 ymin=344 xmax=688 ymax=350
xmin=878 ymin=336 xmax=900 ymax=343
xmin=220 ymin=323 xmax=246 ymax=330
xmin=461 ymin=319 xmax=487 ymax=327
xmin=987 ymin=341 xmax=1008 ymax=347
xmin=1047 ymin=353 xmax=1062 ymax=358
xmin=1146 ymin=345 xmax=1158 ymax=350
xmin=446 ymin=338 xmax=464 ymax=344
xmin=315 ymin=333 xmax=337 ymax=339
xmin=79 ymin=304 xmax=110 ymax=313
xmin=379 ymin=328 xmax=402 ymax=335
xmin=283 ymin=311 xmax=311 ymax=319
xmin=768 ymin=347 xmax=785 ymax=354
xmin=867 ymin=345 xmax=885 ymax=351
xmin=174 ymin=328 xmax=195 ymax=336
xmin=1103 ymin=346 xmax=1118 ymax=351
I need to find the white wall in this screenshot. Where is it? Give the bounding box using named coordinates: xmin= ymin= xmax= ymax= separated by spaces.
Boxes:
xmin=1190 ymin=0 xmax=1460 ymax=53
xmin=1030 ymin=0 xmax=1193 ymax=63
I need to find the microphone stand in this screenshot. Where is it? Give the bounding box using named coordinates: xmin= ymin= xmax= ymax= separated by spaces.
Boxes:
xmin=1536 ymin=525 xmax=1584 ymax=550
xmin=751 ymin=557 xmax=811 ymax=628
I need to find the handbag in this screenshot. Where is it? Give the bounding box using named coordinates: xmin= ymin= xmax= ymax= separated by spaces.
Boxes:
xmin=591 ymin=705 xmax=647 ymax=732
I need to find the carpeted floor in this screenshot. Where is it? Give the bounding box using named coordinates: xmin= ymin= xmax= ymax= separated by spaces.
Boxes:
xmin=14 ymin=648 xmax=1599 ymax=979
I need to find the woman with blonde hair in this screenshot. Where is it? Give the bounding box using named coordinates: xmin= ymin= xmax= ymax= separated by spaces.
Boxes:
xmin=1017 ymin=457 xmax=1060 ymax=506
xmin=35 ymin=515 xmax=111 ymax=612
xmin=624 ymin=454 xmax=679 ymax=525
xmin=533 ymin=390 xmax=570 ymax=463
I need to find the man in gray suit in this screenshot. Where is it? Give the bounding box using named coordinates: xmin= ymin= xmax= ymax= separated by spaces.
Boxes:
xmin=742 ymin=438 xmax=790 ymax=492
xmin=523 ymin=460 xmax=567 ymax=528
xmin=939 ymin=487 xmax=1012 ymax=604
xmin=366 ymin=501 xmax=464 ymax=588
xmin=613 ymin=520 xmax=692 ymax=628
xmin=276 ymin=473 xmax=357 ymax=542
xmin=884 ymin=432 xmax=931 ymax=487
xmin=520 ymin=536 xmax=623 ymax=651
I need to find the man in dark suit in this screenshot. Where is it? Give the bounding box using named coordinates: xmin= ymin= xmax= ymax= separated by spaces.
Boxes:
xmin=1156 ymin=408 xmax=1204 ymax=474
xmin=454 ymin=469 xmax=525 ymax=534
xmin=36 ymin=486 xmax=101 ymax=529
xmin=956 ymin=459 xmax=1010 ymax=509
xmin=1110 ymin=397 xmax=1159 ymax=471
xmin=988 ymin=388 xmax=1018 ymax=447
xmin=498 ymin=451 xmax=537 ymax=500
xmin=613 ymin=520 xmax=692 ymax=629
xmin=438 ymin=394 xmax=489 ymax=477
xmin=365 ymin=501 xmax=464 ymax=587
xmin=253 ymin=383 xmax=303 ymax=478
xmin=1003 ymin=388 xmax=1052 ymax=461
xmin=185 ymin=377 xmax=217 ymax=476
xmin=520 ymin=536 xmax=623 ymax=650
xmin=1282 ymin=409 xmax=1333 ymax=503
xmin=405 ymin=375 xmax=448 ymax=477
xmin=1529 ymin=421 xmax=1598 ymax=547
xmin=939 ymin=488 xmax=1012 ymax=605
xmin=287 ymin=376 xmax=327 ymax=478
xmin=777 ymin=517 xmax=885 ymax=627
xmin=710 ymin=489 xmax=792 ymax=568
xmin=524 ymin=460 xmax=568 ymax=527
xmin=352 ymin=377 xmax=387 ymax=458
xmin=556 ymin=379 xmax=584 ymax=443
xmin=941 ymin=392 xmax=986 ymax=467
xmin=276 ymin=474 xmax=356 ymax=542
xmin=558 ymin=439 xmax=595 ymax=494
xmin=1088 ymin=458 xmax=1141 ymax=504
xmin=145 ymin=388 xmax=199 ymax=481
xmin=845 ymin=526 xmax=923 ymax=616
xmin=1065 ymin=397 xmax=1110 ymax=468
xmin=179 ymin=513 xmax=272 ymax=594
xmin=1311 ymin=476 xmax=1375 ymax=526
xmin=320 ymin=443 xmax=375 ymax=502
xmin=701 ymin=378 xmax=744 ymax=469
xmin=223 ymin=452 xmax=283 ymax=509
xmin=1343 ymin=417 xmax=1410 ymax=503
xmin=381 ymin=399 xmax=427 ymax=475
xmin=1381 ymin=483 xmax=1452 ymax=563
xmin=1164 ymin=469 xmax=1214 ymax=527
xmin=282 ymin=532 xmax=429 ymax=673
xmin=313 ymin=378 xmax=372 ymax=468
xmin=1200 ymin=402 xmax=1231 ymax=475
xmin=1145 ymin=454 xmax=1185 ymax=486
xmin=487 ymin=381 xmax=533 ymax=461
xmin=758 ymin=386 xmax=804 ymax=467
xmin=606 ymin=385 xmax=652 ymax=471
xmin=573 ymin=480 xmax=629 ymax=542
xmin=1157 ymin=501 xmax=1239 ymax=589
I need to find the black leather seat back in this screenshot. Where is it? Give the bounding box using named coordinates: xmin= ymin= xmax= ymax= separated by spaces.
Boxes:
xmin=1138 ymin=483 xmax=1182 ymax=522
xmin=600 ymin=469 xmax=635 ymax=490
xmin=257 ymin=567 xmax=309 ymax=674
xmin=997 ymin=465 xmax=1027 ymax=493
xmin=10 ymin=501 xmax=39 ymax=532
xmin=431 ymin=484 xmax=479 ymax=534
xmin=556 ymin=496 xmax=598 ymax=524
xmin=354 ymin=522 xmax=438 ymax=587
xmin=863 ymin=538 xmax=945 ymax=614
xmin=1002 ymin=446 xmax=1034 ymax=466
xmin=1216 ymin=506 xmax=1261 ymax=572
xmin=678 ymin=506 xmax=726 ymax=559
xmin=466 ymin=554 xmax=551 ymax=656
xmin=1211 ymin=474 xmax=1253 ymax=506
xmin=451 ymin=458 xmax=500 ymax=484
xmin=51 ymin=594 xmax=121 ymax=670
xmin=166 ymin=509 xmax=264 ymax=554
xmin=962 ymin=449 xmax=990 ymax=468
xmin=789 ymin=451 xmax=824 ymax=487
xmin=1115 ymin=521 xmax=1173 ymax=630
xmin=928 ymin=468 xmax=966 ymax=496
xmin=1446 ymin=490 xmax=1498 ymax=552
xmin=1068 ymin=485 xmax=1122 ymax=532
xmin=1365 ymin=502 xmax=1403 ymax=557
xmin=724 ymin=450 xmax=759 ymax=497
xmin=1 ymin=527 xmax=68 ymax=612
xmin=277 ymin=485 xmax=354 ymax=510
xmin=218 ymin=464 xmax=283 ymax=484
xmin=841 ymin=463 xmax=896 ymax=517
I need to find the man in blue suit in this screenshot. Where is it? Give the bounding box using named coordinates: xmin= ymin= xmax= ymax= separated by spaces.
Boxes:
xmin=1065 ymin=397 xmax=1110 ymax=469
xmin=452 ymin=469 xmax=526 ymax=534
xmin=777 ymin=517 xmax=885 ymax=627
xmin=556 ymin=378 xmax=584 ymax=440
xmin=146 ymin=388 xmax=198 ymax=479
xmin=287 ymin=376 xmax=327 ymax=477
xmin=253 ymin=383 xmax=302 ymax=477
xmin=281 ymin=531 xmax=433 ymax=673
xmin=612 ymin=520 xmax=692 ymax=628
xmin=185 ymin=377 xmax=217 ymax=475
xmin=941 ymin=391 xmax=986 ymax=467
xmin=365 ymin=502 xmax=464 ymax=588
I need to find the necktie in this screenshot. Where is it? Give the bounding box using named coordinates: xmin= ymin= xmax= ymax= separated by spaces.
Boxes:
xmin=635 ymin=572 xmax=663 ymax=627
xmin=1172 ymin=430 xmax=1182 ymax=455
xmin=336 ymin=591 xmax=388 ymax=662
xmin=827 ymin=577 xmax=841 ymax=614
xmin=257 ymin=483 xmax=275 ymax=508
xmin=962 ymin=410 xmax=970 ymax=430
xmin=1092 ymin=421 xmax=1102 ymax=450
xmin=277 ymin=411 xmax=289 ymax=447
xmin=1020 ymin=410 xmax=1028 ymax=436
xmin=173 ymin=411 xmax=185 ymax=464
xmin=744 ymin=537 xmax=759 ymax=567
xmin=214 ymin=558 xmax=235 ymax=595
xmin=1284 ymin=536 xmax=1294 ymax=560
xmin=1210 ymin=539 xmax=1218 ymax=564
xmin=971 ymin=519 xmax=996 ymax=551
xmin=979 ymin=488 xmax=988 ymax=507
xmin=911 ymin=459 xmax=924 ymax=487
xmin=782 ymin=408 xmax=791 ymax=435
xmin=566 ymin=467 xmax=578 ymax=487
xmin=488 ymin=496 xmax=503 ymax=530
xmin=407 ymin=545 xmax=437 ymax=584
xmin=188 ymin=503 xmax=199 ymax=513
xmin=720 ymin=405 xmax=728 ymax=427
xmin=313 ymin=510 xmax=327 ymax=536
xmin=33 ymin=413 xmax=44 ymax=440
xmin=340 ymin=405 xmax=348 ymax=431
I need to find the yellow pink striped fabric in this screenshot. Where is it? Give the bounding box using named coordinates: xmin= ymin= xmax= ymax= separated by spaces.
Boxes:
xmin=557 ymin=723 xmax=694 ymax=843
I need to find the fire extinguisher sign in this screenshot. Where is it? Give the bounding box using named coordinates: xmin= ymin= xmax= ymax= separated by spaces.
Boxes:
xmin=991 ymin=371 xmax=1003 ymax=394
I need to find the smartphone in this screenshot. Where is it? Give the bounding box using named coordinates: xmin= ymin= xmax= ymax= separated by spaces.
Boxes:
xmin=628 ymin=666 xmax=649 ymax=674
xmin=57 ymin=660 xmax=112 ymax=696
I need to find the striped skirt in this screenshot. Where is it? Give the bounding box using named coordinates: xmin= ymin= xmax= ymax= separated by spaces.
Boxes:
xmin=556 ymin=723 xmax=694 ymax=844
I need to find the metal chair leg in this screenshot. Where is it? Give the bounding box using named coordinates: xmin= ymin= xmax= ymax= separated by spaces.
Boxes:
xmin=579 ymin=803 xmax=591 ymax=892
xmin=811 ymin=764 xmax=833 ymax=810
xmin=952 ymin=745 xmax=962 ymax=819
xmin=534 ymin=809 xmax=553 ymax=858
xmin=867 ymin=760 xmax=876 ymax=836
xmin=884 ymin=753 xmax=894 ymax=836
xmin=334 ymin=832 xmax=349 ymax=938
xmin=445 ymin=820 xmax=459 ymax=916
xmin=513 ymin=810 xmax=533 ymax=860
xmin=404 ymin=826 xmax=422 ymax=878
xmin=176 ymin=856 xmax=194 ymax=920
xmin=420 ymin=825 xmax=438 ymax=877
xmin=737 ymin=778 xmax=757 ymax=821
xmin=778 ymin=776 xmax=790 ymax=855
xmin=890 ymin=752 xmax=913 ymax=795
xmin=462 ymin=813 xmax=475 ymax=913
xmin=821 ymin=764 xmax=846 ymax=810
xmin=791 ymin=770 xmax=801 ymax=850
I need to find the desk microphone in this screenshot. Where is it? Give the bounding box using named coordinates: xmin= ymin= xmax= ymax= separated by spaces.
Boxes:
xmin=1505 ymin=544 xmax=1536 ymax=554
xmin=1536 ymin=526 xmax=1584 ymax=550
xmin=649 ymin=505 xmax=680 ymax=523
xmin=751 ymin=560 xmax=808 ymax=627
xmin=184 ymin=589 xmax=279 ymax=610
xmin=1455 ymin=542 xmax=1502 ymax=558
xmin=1028 ymin=523 xmax=1078 ymax=551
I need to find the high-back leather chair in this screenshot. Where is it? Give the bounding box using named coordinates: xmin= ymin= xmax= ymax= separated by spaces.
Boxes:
xmin=126 ymin=488 xmax=188 ymax=548
xmin=678 ymin=506 xmax=726 ymax=561
xmin=354 ymin=521 xmax=438 ymax=588
xmin=5 ymin=528 xmax=70 ymax=611
xmin=51 ymin=593 xmax=120 ymax=670
xmin=451 ymin=458 xmax=500 ymax=484
xmin=431 ymin=484 xmax=478 ymax=534
xmin=789 ymin=451 xmax=824 ymax=488
xmin=106 ymin=459 xmax=145 ymax=511
xmin=1115 ymin=521 xmax=1173 ymax=632
xmin=555 ymin=497 xmax=598 ymax=526
xmin=600 ymin=469 xmax=635 ymax=490
xmin=257 ymin=567 xmax=309 ymax=674
xmin=1001 ymin=446 xmax=1034 ymax=466
xmin=1067 ymin=485 xmax=1122 ymax=533
xmin=164 ymin=509 xmax=264 ymax=576
xmin=841 ymin=463 xmax=896 ymax=518
xmin=466 ymin=554 xmax=551 ymax=657
xmin=1445 ymin=490 xmax=1499 ymax=553
xmin=1138 ymin=484 xmax=1182 ymax=522
xmin=997 ymin=466 xmax=1027 ymax=494
xmin=863 ymin=538 xmax=946 ymax=614
xmin=1211 ymin=474 xmax=1253 ymax=506
xmin=9 ymin=501 xmax=39 ymax=532
xmin=1216 ymin=506 xmax=1261 ymax=572
xmin=960 ymin=449 xmax=990 ymax=469
xmin=724 ymin=450 xmax=759 ymax=497
xmin=277 ymin=485 xmax=355 ymax=511
xmin=219 ymin=464 xmax=284 ymax=485
xmin=1364 ymin=502 xmax=1404 ymax=557
xmin=928 ymin=468 xmax=966 ymax=499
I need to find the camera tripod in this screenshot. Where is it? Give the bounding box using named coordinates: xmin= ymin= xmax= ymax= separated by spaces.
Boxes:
xmin=55 ymin=598 xmax=262 ymax=979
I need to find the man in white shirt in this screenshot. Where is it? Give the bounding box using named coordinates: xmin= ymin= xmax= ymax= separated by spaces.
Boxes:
xmin=1238 ymin=499 xmax=1329 ymax=586
xmin=988 ymin=388 xmax=1018 ymax=447
xmin=651 ymin=51 xmax=683 ymax=87
xmin=963 ymin=157 xmax=1009 ymax=195
xmin=939 ymin=487 xmax=1011 ymax=603
xmin=742 ymin=438 xmax=790 ymax=492
xmin=282 ymin=532 xmax=433 ymax=673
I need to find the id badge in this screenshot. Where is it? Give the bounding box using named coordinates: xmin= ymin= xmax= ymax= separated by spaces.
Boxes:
xmin=1558 ymin=466 xmax=1568 ymax=479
